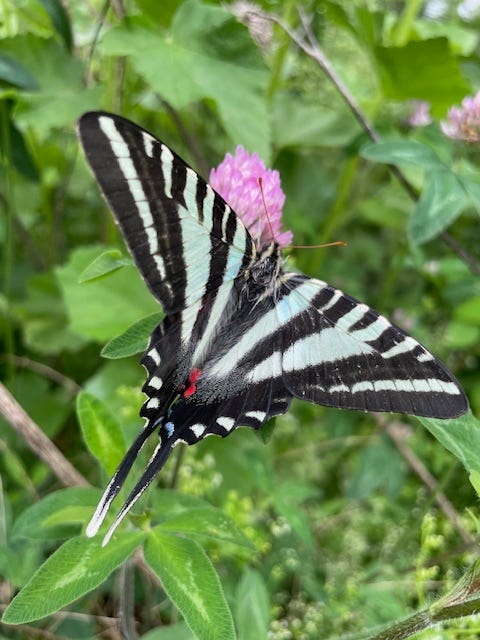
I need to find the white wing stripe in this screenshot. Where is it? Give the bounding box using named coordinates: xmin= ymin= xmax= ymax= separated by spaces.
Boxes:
xmin=142 ymin=132 xmax=155 ymax=158
xmin=283 ymin=328 xmax=374 ymax=370
xmin=349 ymin=379 xmax=461 ymax=395
xmin=99 ymin=117 xmax=158 ymax=258
xmin=192 ymin=281 xmax=234 ymax=361
xmin=338 ymin=303 xmax=369 ymax=330
xmin=245 ymin=411 xmax=267 ymax=422
xmin=319 ymin=288 xmax=342 ymax=311
xmin=217 ymin=417 xmax=235 ymax=431
xmin=247 ymin=351 xmax=282 ymax=383
xmin=148 ymin=376 xmax=163 ymax=390
xmin=351 ymin=315 xmax=390 ymax=342
xmin=160 ymin=145 xmax=173 ymax=198
xmin=190 ymin=424 xmax=206 ymax=437
xmin=211 ymin=281 xmax=319 ymax=377
xmin=381 ymin=336 xmax=419 ymax=359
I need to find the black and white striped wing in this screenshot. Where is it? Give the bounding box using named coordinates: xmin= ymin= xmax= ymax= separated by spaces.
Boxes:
xmin=77 ymin=112 xmax=255 ymax=315
xmin=193 ymin=273 xmax=467 ymax=420
xmin=275 ymin=276 xmax=468 ymax=418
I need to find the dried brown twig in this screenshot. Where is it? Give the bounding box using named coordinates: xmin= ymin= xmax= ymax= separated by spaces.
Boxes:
xmin=0 ymin=381 xmax=88 ymax=488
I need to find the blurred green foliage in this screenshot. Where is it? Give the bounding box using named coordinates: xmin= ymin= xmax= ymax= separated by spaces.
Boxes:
xmin=1 ymin=1 xmax=480 ymax=638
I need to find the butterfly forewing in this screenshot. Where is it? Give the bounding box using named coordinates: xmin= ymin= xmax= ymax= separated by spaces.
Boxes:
xmin=77 ymin=111 xmax=468 ymax=542
xmin=78 ymin=112 xmax=255 ymax=315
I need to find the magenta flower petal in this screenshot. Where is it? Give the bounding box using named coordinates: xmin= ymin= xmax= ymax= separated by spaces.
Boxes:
xmin=209 ymin=145 xmax=292 ymax=248
xmin=441 ymin=91 xmax=480 ymax=142
xmin=407 ymin=100 xmax=432 ymax=127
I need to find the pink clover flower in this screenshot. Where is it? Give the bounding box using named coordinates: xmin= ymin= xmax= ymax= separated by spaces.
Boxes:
xmin=209 ymin=146 xmax=292 ymax=248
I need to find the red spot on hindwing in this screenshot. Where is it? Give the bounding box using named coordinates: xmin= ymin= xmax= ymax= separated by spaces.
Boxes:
xmin=183 ymin=368 xmax=201 ymax=398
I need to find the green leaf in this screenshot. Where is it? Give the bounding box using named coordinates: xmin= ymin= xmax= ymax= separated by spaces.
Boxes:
xmin=12 ymin=488 xmax=101 ymax=540
xmin=56 ymin=246 xmax=158 ymax=342
xmin=273 ymin=91 xmax=361 ymax=149
xmin=101 ymin=0 xmax=270 ymax=159
xmin=78 ymin=250 xmax=132 ymax=283
xmin=150 ymin=490 xmax=212 ymax=520
xmin=160 ymin=508 xmax=255 ymax=550
xmin=345 ymin=439 xmax=406 ymax=500
xmin=420 ymin=412 xmax=480 ymax=476
xmin=409 ymin=169 xmax=469 ymax=244
xmin=39 ymin=0 xmax=73 ymax=51
xmin=2 ymin=35 xmax=101 ymax=135
xmin=414 ymin=19 xmax=479 ymax=57
xmin=2 ymin=532 xmax=145 ymax=624
xmin=459 ymin=175 xmax=480 ymax=211
xmin=77 ymin=391 xmax=126 ymax=475
xmin=141 ymin=622 xmax=193 ymax=640
xmin=235 ymin=569 xmax=269 ymax=640
xmin=9 ymin=117 xmax=39 ymax=180
xmin=101 ymin=312 xmax=163 ymax=359
xmin=0 ymin=53 xmax=39 ymax=89
xmin=374 ymin=38 xmax=469 ymax=114
xmin=361 ymin=140 xmax=445 ymax=171
xmin=272 ymin=481 xmax=317 ymax=547
xmin=20 ymin=272 xmax=86 ymax=355
xmin=455 ymin=296 xmax=480 ymax=324
xmin=443 ymin=320 xmax=480 ymax=349
xmin=144 ymin=529 xmax=236 ymax=640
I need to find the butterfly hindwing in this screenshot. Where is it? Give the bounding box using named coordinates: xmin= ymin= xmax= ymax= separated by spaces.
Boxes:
xmin=277 ymin=276 xmax=467 ymax=417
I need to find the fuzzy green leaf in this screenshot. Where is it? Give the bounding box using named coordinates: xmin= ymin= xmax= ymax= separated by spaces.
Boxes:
xmin=3 ymin=532 xmax=145 ymax=624
xmin=235 ymin=569 xmax=270 ymax=640
xmin=39 ymin=0 xmax=73 ymax=51
xmin=76 ymin=391 xmax=126 ymax=474
xmin=101 ymin=312 xmax=162 ymax=359
xmin=56 ymin=246 xmax=158 ymax=342
xmin=12 ymin=487 xmax=101 ymax=540
xmin=375 ymin=38 xmax=469 ymax=113
xmin=159 ymin=507 xmax=255 ymax=550
xmin=0 ymin=53 xmax=38 ymax=89
xmin=361 ymin=140 xmax=445 ymax=170
xmin=144 ymin=529 xmax=236 ymax=640
xmin=78 ymin=250 xmax=132 ymax=283
xmin=420 ymin=412 xmax=480 ymax=476
xmin=101 ymin=0 xmax=270 ymax=159
xmin=409 ymin=169 xmax=469 ymax=244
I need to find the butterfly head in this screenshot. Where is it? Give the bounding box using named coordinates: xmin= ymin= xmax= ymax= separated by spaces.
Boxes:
xmin=247 ymin=242 xmax=283 ymax=294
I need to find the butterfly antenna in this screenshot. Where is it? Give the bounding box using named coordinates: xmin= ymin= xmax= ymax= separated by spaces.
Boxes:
xmin=257 ymin=177 xmax=276 ymax=244
xmin=290 ymin=240 xmax=347 ymax=249
xmin=101 ymin=439 xmax=174 ymax=546
xmin=86 ymin=418 xmax=160 ymax=538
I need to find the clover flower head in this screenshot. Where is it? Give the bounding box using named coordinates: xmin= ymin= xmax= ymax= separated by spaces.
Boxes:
xmin=441 ymin=91 xmax=480 ymax=142
xmin=407 ymin=100 xmax=432 ymax=127
xmin=209 ymin=145 xmax=292 ymax=248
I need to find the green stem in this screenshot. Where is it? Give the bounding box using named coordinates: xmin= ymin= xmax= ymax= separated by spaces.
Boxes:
xmin=1 ymin=101 xmax=14 ymax=381
xmin=368 ymin=611 xmax=431 ymax=640
xmin=392 ymin=0 xmax=424 ymax=47
xmin=267 ymin=0 xmax=297 ymax=101
xmin=310 ymin=155 xmax=358 ymax=274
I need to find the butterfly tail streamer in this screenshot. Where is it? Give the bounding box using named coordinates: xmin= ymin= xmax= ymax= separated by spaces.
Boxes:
xmin=86 ymin=418 xmax=161 ymax=538
xmin=100 ymin=437 xmax=175 ymax=546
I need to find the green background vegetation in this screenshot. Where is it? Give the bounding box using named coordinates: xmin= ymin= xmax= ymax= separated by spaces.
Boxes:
xmin=1 ymin=1 xmax=480 ymax=638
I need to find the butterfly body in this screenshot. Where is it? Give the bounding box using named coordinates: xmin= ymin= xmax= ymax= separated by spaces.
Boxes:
xmin=77 ymin=112 xmax=468 ymax=543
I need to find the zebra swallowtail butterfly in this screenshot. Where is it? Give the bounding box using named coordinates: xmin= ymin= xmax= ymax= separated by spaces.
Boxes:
xmin=77 ymin=112 xmax=468 ymax=544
